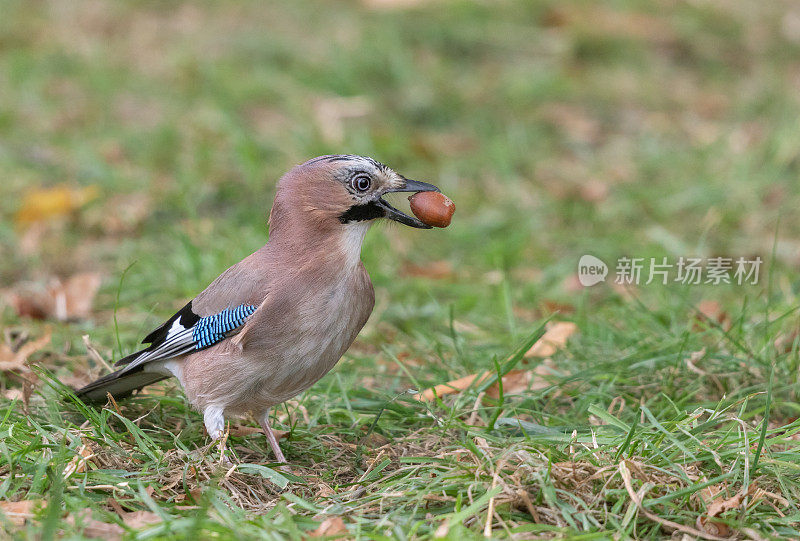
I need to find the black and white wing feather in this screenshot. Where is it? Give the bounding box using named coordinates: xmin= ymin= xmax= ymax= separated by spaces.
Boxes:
xmin=75 ymin=300 xmax=258 ymax=402
xmin=116 ymin=301 xmax=257 ymax=374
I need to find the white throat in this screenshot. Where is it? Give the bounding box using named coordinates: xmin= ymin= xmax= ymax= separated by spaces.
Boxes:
xmin=341 ymin=222 xmax=370 ymax=269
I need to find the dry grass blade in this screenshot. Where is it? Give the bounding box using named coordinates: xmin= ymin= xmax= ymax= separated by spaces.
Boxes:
xmin=618 ymin=461 xmax=728 ymax=541
xmin=82 ymin=334 xmax=114 ymax=372
xmin=63 ymin=440 xmax=96 ymax=479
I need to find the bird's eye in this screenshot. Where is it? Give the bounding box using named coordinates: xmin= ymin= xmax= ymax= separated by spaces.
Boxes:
xmin=351 ymin=175 xmax=371 ymax=193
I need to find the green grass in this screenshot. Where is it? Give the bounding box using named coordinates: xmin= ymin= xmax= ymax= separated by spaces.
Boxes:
xmin=2 ymin=0 xmax=800 ymax=538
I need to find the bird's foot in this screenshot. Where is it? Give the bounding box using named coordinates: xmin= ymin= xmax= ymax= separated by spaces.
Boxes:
xmin=259 ymin=409 xmax=290 ymax=472
xmin=215 ymin=432 xmax=239 ymax=468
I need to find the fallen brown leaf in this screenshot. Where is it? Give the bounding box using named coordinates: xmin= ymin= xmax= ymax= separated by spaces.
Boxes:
xmin=695 ymin=517 xmax=731 ymax=538
xmin=525 ymin=321 xmax=577 ymax=358
xmin=3 ymin=388 xmax=25 ymax=401
xmin=774 ymin=327 xmax=799 ymax=354
xmin=228 ymin=425 xmax=263 ymax=437
xmin=14 ymin=185 xmax=99 ymax=226
xmin=65 ymin=509 xmax=124 ymax=540
xmin=433 ymin=521 xmax=449 ymax=538
xmin=619 ymin=461 xmax=728 ymax=541
xmin=308 ymin=516 xmax=348 ymax=537
xmin=707 ymin=492 xmax=742 ymax=518
xmin=415 ymin=323 xmax=574 ymax=402
xmin=485 ymin=360 xmax=559 ymax=399
xmin=696 ymin=484 xmax=761 ymax=537
xmin=63 ymin=440 xmax=95 ymax=479
xmin=413 ymin=372 xmax=493 ymax=402
xmin=8 ymin=273 xmax=102 ymax=321
xmin=107 ymin=499 xmax=162 ymax=530
xmin=172 ymin=487 xmax=204 ymax=506
xmin=414 ymin=322 xmax=574 ymax=402
xmin=229 ymin=424 xmax=288 ymax=439
xmin=451 ymin=320 xmax=481 ymax=335
xmin=694 ymin=300 xmax=730 ymax=331
xmin=121 ymin=510 xmax=162 ymax=529
xmin=0 ymin=330 xmax=51 ymax=372
xmin=0 ymin=499 xmax=41 ymax=526
xmin=540 ymin=4 xmax=676 ymax=44
xmin=540 ymin=300 xmax=576 ymax=315
xmin=52 ymin=273 xmax=102 ymax=321
xmin=400 ymin=260 xmax=454 ymax=280
xmin=707 ymin=484 xmax=759 ymax=518
xmin=487 ymin=369 xmax=531 ymax=398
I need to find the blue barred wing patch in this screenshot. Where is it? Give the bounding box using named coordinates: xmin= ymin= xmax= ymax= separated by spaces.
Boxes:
xmin=192 ymin=304 xmax=257 ymax=349
xmin=118 ymin=303 xmax=257 ymax=373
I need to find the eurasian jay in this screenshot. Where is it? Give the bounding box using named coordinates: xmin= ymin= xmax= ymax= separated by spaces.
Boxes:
xmin=76 ymin=155 xmax=441 ymax=464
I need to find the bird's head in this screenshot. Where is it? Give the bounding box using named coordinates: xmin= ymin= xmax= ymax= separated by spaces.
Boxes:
xmin=269 ymin=155 xmax=441 ymax=239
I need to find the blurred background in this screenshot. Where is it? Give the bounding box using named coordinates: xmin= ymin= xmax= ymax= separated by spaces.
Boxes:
xmin=1 ymin=0 xmax=799 ymax=367
xmin=2 ymin=0 xmax=800 ymax=535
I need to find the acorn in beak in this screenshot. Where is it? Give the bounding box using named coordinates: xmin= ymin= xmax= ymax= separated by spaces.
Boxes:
xmin=377 ymin=178 xmax=441 ymax=228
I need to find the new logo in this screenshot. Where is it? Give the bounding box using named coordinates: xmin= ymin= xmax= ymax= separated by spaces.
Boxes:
xmin=578 ymin=254 xmax=608 ymax=287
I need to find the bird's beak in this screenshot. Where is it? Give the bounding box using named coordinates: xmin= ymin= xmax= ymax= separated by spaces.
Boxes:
xmin=377 ymin=178 xmax=440 ymax=229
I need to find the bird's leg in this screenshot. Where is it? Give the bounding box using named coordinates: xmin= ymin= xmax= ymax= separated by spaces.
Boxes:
xmin=203 ymin=405 xmax=233 ymax=465
xmin=259 ymin=409 xmax=288 ymax=469
xmin=204 ymin=405 xmax=226 ymax=440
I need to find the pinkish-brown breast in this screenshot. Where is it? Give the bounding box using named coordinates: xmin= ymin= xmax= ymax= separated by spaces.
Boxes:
xmin=177 ymin=256 xmax=374 ymax=417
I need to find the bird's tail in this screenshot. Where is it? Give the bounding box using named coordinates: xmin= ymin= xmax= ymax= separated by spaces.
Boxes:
xmin=75 ymin=361 xmax=168 ymax=404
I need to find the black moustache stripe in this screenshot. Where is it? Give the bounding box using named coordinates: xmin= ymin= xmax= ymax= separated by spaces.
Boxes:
xmin=339 ymin=202 xmax=384 ymax=223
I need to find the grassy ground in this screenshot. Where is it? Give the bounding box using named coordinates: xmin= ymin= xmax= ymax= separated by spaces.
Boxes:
xmin=2 ymin=0 xmax=800 ymax=538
